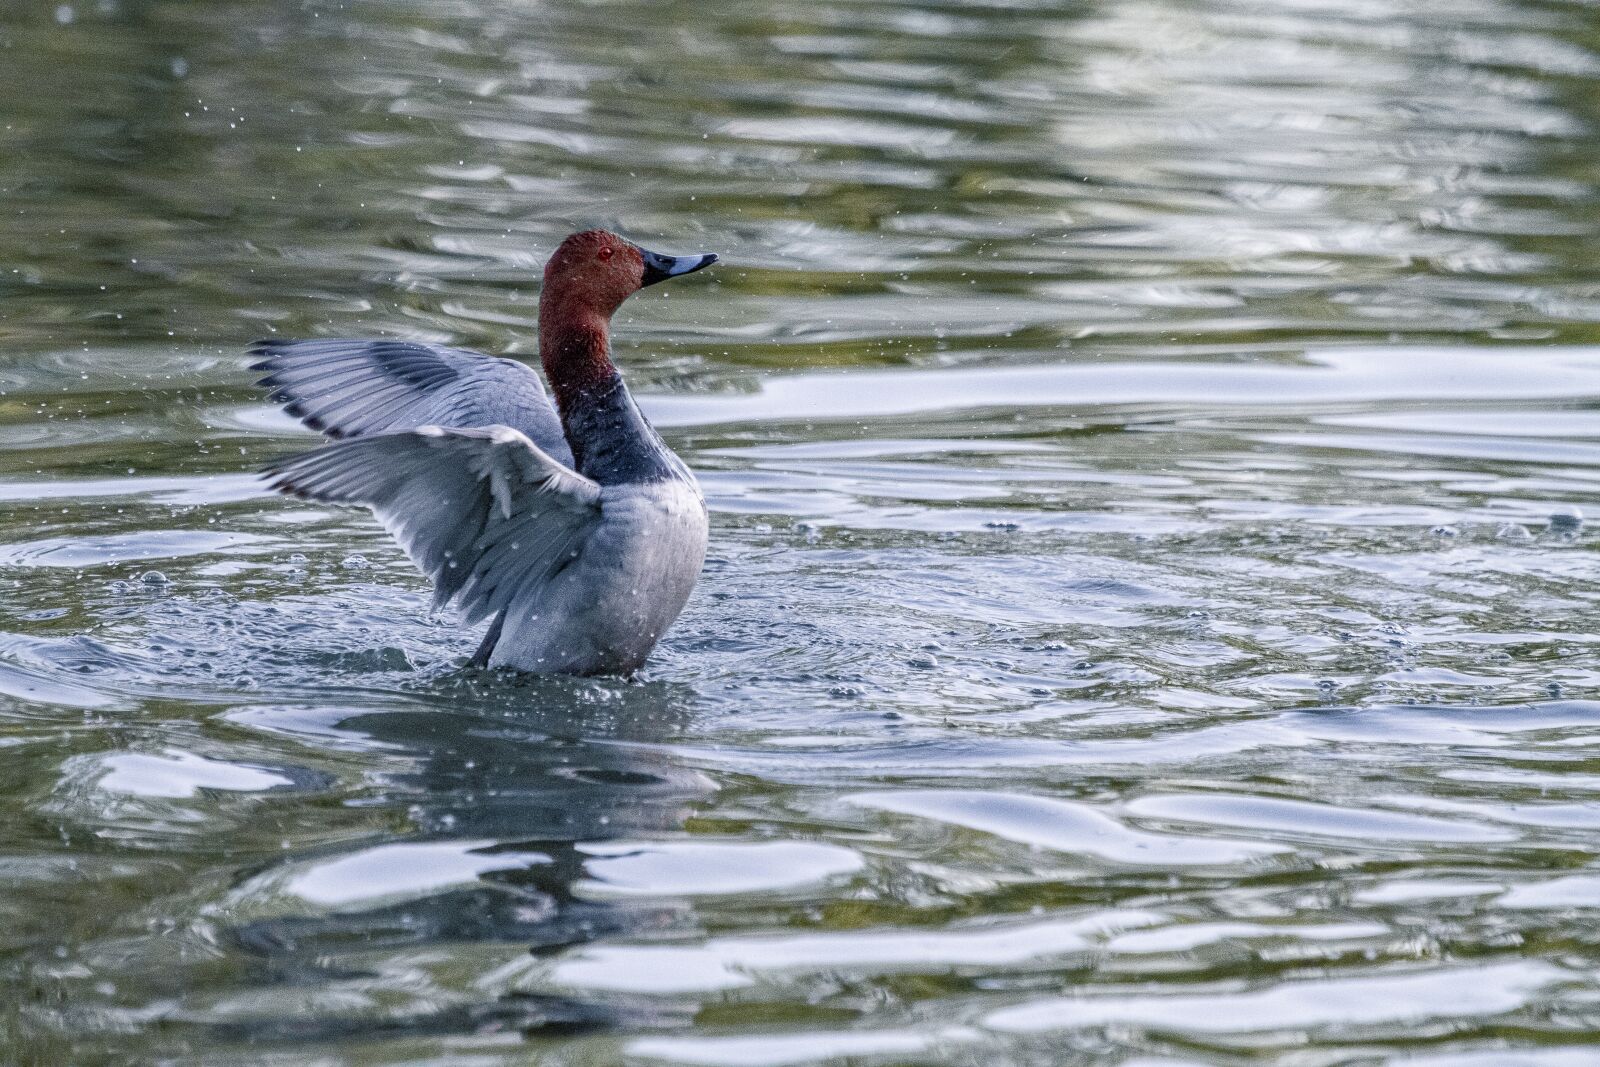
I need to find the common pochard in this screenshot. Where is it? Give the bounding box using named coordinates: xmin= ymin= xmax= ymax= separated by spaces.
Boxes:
xmin=255 ymin=229 xmax=717 ymax=675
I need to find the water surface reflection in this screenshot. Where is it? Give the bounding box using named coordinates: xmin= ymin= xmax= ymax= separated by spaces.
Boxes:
xmin=2 ymin=0 xmax=1600 ymax=1062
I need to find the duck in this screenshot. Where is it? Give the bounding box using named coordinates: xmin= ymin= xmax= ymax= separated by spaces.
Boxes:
xmin=254 ymin=229 xmax=717 ymax=675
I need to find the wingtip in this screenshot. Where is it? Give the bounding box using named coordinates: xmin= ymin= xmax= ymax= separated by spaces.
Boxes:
xmin=247 ymin=339 xmax=281 ymax=361
xmin=261 ymin=472 xmax=322 ymax=503
xmin=259 ymin=449 xmax=307 ymax=484
xmin=276 ymin=400 xmax=336 ymax=437
xmin=260 ymin=472 xmax=294 ymax=496
xmin=248 ymin=338 xmax=295 ymax=373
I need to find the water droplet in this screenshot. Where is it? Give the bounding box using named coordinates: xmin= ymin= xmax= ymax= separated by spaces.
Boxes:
xmin=139 ymin=570 xmax=168 ymax=586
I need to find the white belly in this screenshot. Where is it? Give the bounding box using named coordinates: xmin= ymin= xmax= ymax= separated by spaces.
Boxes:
xmin=488 ymin=479 xmax=708 ymax=675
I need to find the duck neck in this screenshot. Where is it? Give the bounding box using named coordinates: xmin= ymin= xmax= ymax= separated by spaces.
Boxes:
xmin=539 ymin=298 xmax=679 ymax=485
xmin=539 ymin=300 xmax=618 ymax=416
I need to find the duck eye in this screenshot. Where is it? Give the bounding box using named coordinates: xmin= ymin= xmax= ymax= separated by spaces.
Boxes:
xmin=597 ymin=246 xmax=614 ymax=261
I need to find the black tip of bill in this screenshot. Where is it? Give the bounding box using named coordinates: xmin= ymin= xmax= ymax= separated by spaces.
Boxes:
xmin=640 ymin=247 xmax=718 ymax=287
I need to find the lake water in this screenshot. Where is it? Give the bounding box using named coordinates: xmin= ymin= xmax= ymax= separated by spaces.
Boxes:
xmin=2 ymin=0 xmax=1599 ymax=1063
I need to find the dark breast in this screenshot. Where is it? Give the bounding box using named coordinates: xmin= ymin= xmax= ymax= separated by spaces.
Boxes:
xmin=562 ymin=374 xmax=686 ymax=486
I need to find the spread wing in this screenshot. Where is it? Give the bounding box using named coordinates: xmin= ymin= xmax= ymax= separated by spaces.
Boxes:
xmin=251 ymin=338 xmax=572 ymax=465
xmin=264 ymin=425 xmax=601 ymax=624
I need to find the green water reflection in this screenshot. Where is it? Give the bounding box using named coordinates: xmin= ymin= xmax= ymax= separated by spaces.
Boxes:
xmin=2 ymin=0 xmax=1600 ymax=1063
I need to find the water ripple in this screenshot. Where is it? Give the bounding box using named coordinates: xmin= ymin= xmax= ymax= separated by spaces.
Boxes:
xmin=1 ymin=0 xmax=1599 ymax=1060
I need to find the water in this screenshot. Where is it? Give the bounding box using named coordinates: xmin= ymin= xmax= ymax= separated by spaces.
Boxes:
xmin=2 ymin=0 xmax=1599 ymax=1062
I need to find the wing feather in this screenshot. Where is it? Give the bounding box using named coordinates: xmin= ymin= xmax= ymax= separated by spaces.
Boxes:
xmin=264 ymin=425 xmax=601 ymax=622
xmin=251 ymin=338 xmax=573 ymax=464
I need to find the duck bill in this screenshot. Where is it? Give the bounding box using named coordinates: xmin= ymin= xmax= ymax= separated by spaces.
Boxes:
xmin=639 ymin=247 xmax=718 ymax=287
